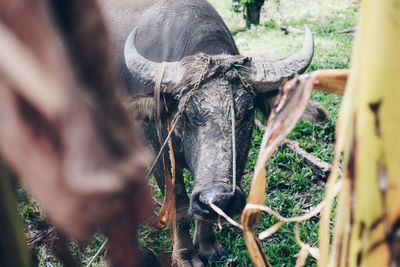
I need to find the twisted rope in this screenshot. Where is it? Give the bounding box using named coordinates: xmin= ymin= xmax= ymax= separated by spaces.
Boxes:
xmin=146 ymin=56 xmax=253 ymax=197
xmin=145 ymin=56 xmax=211 ymax=181
xmin=229 ymin=86 xmax=237 ymax=194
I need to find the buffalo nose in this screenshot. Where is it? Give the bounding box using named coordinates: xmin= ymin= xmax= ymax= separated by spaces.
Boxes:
xmin=190 ymin=185 xmax=246 ymax=220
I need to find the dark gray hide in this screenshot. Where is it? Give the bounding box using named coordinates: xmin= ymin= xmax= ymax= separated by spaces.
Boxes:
xmin=100 ymin=0 xmax=314 ymax=265
xmin=132 ymin=1 xmax=250 ymax=220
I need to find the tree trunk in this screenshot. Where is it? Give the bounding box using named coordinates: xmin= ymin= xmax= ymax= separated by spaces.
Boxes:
xmin=245 ymin=0 xmax=265 ymax=28
xmin=318 ymin=1 xmax=400 ymax=266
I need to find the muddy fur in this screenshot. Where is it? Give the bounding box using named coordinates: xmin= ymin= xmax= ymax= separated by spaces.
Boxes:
xmin=125 ymin=91 xmax=328 ymax=124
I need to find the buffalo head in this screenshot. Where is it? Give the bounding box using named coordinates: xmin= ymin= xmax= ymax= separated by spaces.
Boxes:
xmin=124 ymin=26 xmax=314 ymax=220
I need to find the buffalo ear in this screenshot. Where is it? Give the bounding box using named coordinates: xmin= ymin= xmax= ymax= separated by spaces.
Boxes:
xmin=300 ymin=99 xmax=329 ymax=123
xmin=253 ymin=93 xmax=277 ymax=121
xmin=254 ymin=94 xmax=329 ymax=123
xmin=254 ymin=90 xmax=278 ymax=120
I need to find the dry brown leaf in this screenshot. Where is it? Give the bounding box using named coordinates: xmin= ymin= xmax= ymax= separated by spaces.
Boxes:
xmin=312 ymin=69 xmax=349 ymax=95
xmin=295 ymin=247 xmax=310 ymax=267
xmin=308 ymin=246 xmax=320 ymax=260
xmin=258 ymin=221 xmax=285 ymax=240
xmin=294 ymin=223 xmax=320 ymax=266
xmin=152 ymin=118 xmax=176 ymax=232
xmin=254 ymin=179 xmax=342 ymax=242
xmin=248 ymin=201 xmax=324 ymax=225
xmin=241 ymin=68 xmax=348 ymax=266
xmin=241 ymin=74 xmax=316 ymax=266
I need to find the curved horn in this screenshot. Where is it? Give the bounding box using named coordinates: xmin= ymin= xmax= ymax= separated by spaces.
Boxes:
xmin=247 ymin=25 xmax=314 ymax=93
xmin=124 ymin=27 xmax=184 ymax=94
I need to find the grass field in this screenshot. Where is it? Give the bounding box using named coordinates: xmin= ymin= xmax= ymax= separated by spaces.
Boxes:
xmin=209 ymin=1 xmax=357 ymax=265
xmin=19 ymin=0 xmax=359 ymax=266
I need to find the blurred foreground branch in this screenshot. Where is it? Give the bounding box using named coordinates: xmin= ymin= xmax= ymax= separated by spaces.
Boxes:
xmin=0 ymin=1 xmax=152 ymax=266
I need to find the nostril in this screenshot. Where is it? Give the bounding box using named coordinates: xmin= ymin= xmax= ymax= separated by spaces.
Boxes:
xmin=190 ymin=185 xmax=246 ymax=219
xmin=200 ymin=192 xmax=230 ymax=211
xmin=190 ymin=191 xmax=210 ymax=217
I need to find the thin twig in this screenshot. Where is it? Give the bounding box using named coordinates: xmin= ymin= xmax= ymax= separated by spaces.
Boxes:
xmin=209 ymin=201 xmax=243 ymax=230
xmin=246 ymin=179 xmax=342 ymax=225
xmin=85 ymin=239 xmax=108 ymax=267
xmin=27 ymin=226 xmax=55 ymax=246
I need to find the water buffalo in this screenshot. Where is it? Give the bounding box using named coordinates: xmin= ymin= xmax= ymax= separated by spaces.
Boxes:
xmin=100 ymin=0 xmax=324 ymax=265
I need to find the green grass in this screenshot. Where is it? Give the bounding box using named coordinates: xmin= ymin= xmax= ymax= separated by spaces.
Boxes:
xmin=18 ymin=0 xmax=357 ymax=266
xmin=206 ymin=0 xmax=354 ymax=265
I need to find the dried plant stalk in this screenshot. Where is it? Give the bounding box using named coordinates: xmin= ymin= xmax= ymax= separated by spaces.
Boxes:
xmin=241 ymin=69 xmax=348 ymax=266
xmin=318 ymin=1 xmax=400 ymax=266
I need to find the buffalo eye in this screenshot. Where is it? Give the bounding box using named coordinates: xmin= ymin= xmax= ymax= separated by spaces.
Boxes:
xmin=183 ymin=101 xmax=208 ymax=126
xmin=234 ymin=90 xmax=254 ymax=126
